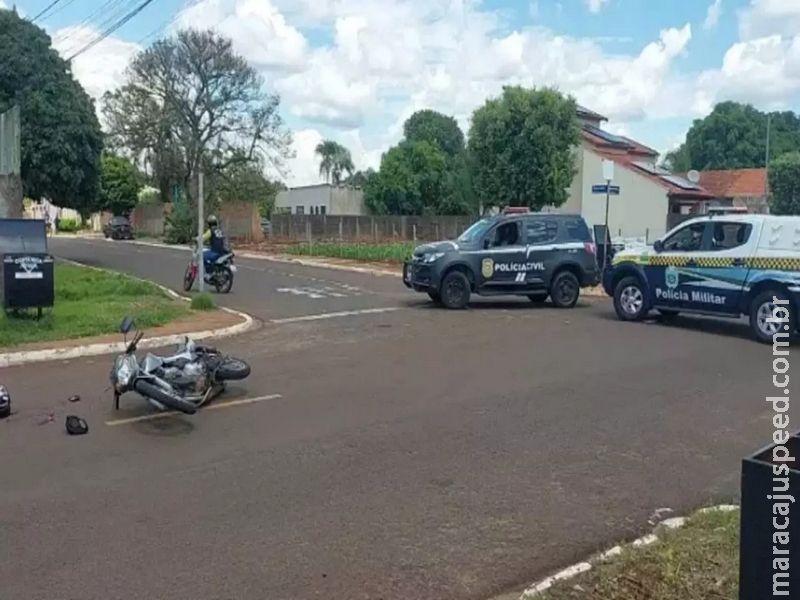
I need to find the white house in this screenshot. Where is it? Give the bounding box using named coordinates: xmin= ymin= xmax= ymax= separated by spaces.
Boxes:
xmin=548 ymin=107 xmax=714 ymax=242
xmin=274 ymin=184 xmax=367 ymax=216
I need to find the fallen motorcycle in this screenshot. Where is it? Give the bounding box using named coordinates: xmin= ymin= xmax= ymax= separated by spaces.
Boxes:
xmin=110 ymin=317 xmax=251 ymax=414
xmin=183 ymin=242 xmax=236 ymax=293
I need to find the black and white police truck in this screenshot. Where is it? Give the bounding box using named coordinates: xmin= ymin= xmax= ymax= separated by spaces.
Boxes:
xmin=403 ymin=208 xmax=600 ymax=309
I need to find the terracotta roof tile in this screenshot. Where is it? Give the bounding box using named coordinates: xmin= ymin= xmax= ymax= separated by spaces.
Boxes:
xmin=686 ymin=169 xmax=766 ymax=198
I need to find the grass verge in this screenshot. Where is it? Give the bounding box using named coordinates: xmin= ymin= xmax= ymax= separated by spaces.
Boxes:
xmin=284 ymin=242 xmax=415 ymax=263
xmin=0 ymin=264 xmax=191 ymax=349
xmin=533 ymin=508 xmax=739 ymax=599
xmin=190 ymin=292 xmax=217 ymax=310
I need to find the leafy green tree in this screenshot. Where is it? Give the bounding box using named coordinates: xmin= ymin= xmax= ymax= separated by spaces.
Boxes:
xmin=468 ymin=86 xmax=580 ymax=210
xmin=345 ymin=168 xmax=375 ymax=188
xmin=665 ymin=102 xmax=800 ymax=171
xmin=768 ymin=152 xmax=800 ymax=215
xmin=212 ymin=157 xmax=285 ymax=217
xmin=365 ymin=141 xmax=460 ymax=215
xmin=0 ymin=9 xmax=103 ymax=215
xmin=99 ymin=153 xmax=141 ymax=216
xmin=314 ymin=139 xmax=354 ymax=184
xmin=403 ymin=110 xmax=465 ymax=158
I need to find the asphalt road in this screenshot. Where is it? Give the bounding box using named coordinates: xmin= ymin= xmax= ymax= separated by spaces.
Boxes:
xmin=0 ymin=237 xmax=791 ymax=600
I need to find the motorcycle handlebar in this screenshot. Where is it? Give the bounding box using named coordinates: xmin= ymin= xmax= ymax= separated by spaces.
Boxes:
xmin=126 ymin=330 xmax=144 ymax=354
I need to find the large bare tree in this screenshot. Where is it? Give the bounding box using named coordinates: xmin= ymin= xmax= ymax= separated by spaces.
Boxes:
xmin=101 ymin=28 xmax=292 ymax=206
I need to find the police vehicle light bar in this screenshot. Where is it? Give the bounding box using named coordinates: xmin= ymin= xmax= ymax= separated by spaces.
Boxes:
xmin=707 ymin=206 xmax=747 ymax=215
xmin=502 ymin=207 xmax=530 ymax=214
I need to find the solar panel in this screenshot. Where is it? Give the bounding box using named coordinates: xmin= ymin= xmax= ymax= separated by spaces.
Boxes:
xmin=661 ymin=175 xmax=701 ymax=189
xmin=632 ymin=161 xmax=670 ymax=175
xmin=583 ymin=125 xmax=626 ymax=145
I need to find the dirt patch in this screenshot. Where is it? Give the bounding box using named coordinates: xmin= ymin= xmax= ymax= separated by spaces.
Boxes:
xmin=2 ymin=309 xmax=245 ymax=354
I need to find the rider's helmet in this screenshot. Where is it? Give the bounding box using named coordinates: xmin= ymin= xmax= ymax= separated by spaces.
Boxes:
xmin=207 ymin=215 xmax=218 ymax=228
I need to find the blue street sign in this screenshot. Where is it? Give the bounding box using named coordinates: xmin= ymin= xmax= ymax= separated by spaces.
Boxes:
xmin=592 ymin=184 xmax=620 ymax=194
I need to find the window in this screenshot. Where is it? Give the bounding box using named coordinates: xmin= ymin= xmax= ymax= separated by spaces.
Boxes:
xmin=320 ymin=205 xmax=326 ymax=215
xmin=526 ymin=220 xmax=558 ymax=245
xmin=295 ymin=206 xmax=304 ymax=215
xmin=490 ymin=221 xmax=521 ymax=247
xmin=662 ymin=222 xmax=705 ymax=252
xmin=708 ymin=222 xmax=751 ymax=251
xmin=564 ymin=218 xmax=591 ymax=241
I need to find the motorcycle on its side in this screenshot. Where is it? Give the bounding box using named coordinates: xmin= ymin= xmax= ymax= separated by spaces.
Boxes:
xmin=110 ymin=316 xmax=251 ymax=415
xmin=183 ymin=242 xmax=236 ymax=293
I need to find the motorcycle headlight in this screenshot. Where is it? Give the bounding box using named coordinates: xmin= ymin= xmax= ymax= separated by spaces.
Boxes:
xmin=114 ymin=356 xmax=136 ymax=387
xmin=422 ymin=252 xmax=445 ymax=263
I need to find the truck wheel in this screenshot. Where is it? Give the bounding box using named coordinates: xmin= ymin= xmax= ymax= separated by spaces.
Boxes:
xmin=613 ymin=276 xmax=648 ymax=321
xmin=427 ymin=291 xmax=442 ymax=304
xmin=440 ymin=270 xmax=470 ymax=309
xmin=549 ymin=271 xmax=580 ymax=308
xmin=749 ymin=290 xmax=795 ymax=344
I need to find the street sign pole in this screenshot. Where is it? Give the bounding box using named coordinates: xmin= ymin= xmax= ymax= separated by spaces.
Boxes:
xmin=600 ymin=160 xmax=615 ymax=274
xmin=197 ymin=170 xmax=205 ymax=292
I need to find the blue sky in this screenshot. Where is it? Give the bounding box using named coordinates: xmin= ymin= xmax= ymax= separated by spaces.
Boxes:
xmin=5 ymin=0 xmax=799 ymax=185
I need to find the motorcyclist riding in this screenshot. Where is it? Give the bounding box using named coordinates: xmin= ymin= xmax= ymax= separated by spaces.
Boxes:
xmin=202 ymin=215 xmax=227 ymax=268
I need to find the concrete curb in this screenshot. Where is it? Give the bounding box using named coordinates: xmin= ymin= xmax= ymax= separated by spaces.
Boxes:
xmin=0 ymin=260 xmax=259 ymax=368
xmin=518 ymin=504 xmax=739 ymax=598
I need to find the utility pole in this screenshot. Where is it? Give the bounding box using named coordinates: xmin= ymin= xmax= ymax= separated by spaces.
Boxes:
xmin=765 ymin=113 xmax=771 ymax=197
xmin=197 ymin=170 xmax=205 ymax=292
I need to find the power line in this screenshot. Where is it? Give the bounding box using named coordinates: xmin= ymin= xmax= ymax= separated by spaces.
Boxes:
xmin=35 ymin=0 xmax=78 ymax=22
xmin=31 ymin=0 xmax=63 ymax=22
xmin=65 ymin=0 xmax=157 ymax=61
xmin=52 ymin=0 xmax=131 ymax=47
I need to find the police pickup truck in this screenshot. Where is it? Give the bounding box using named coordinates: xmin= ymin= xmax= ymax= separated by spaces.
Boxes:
xmin=403 ymin=208 xmax=600 ymax=309
xmin=603 ymin=209 xmax=800 ymax=343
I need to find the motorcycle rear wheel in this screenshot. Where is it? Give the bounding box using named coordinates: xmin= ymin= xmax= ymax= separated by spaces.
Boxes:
xmin=215 ymin=357 xmax=250 ymax=380
xmin=214 ymin=267 xmax=233 ymax=294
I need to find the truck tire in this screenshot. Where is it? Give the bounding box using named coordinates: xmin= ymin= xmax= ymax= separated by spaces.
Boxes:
xmin=134 ymin=380 xmax=197 ymax=415
xmin=527 ymin=292 xmax=549 ymax=304
xmin=428 ymin=290 xmax=442 ymax=304
xmin=549 ymin=271 xmax=580 ymax=308
xmin=749 ymin=289 xmax=795 ymax=344
xmin=613 ymin=276 xmax=648 ymax=321
xmin=440 ymin=270 xmax=470 ymax=309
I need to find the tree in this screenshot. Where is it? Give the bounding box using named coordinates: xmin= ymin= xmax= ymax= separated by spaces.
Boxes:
xmin=665 ymin=102 xmax=800 ymax=171
xmin=98 ymin=153 xmax=142 ymax=216
xmin=768 ymin=152 xmax=800 ymax=215
xmin=212 ymin=157 xmax=285 ymax=217
xmin=468 ymin=86 xmax=580 ymax=210
xmin=101 ymin=28 xmax=292 ymax=209
xmin=364 ymin=141 xmax=454 ymax=215
xmin=403 ymin=110 xmax=465 ymax=158
xmin=314 ymin=139 xmax=354 ymax=184
xmin=345 ymin=168 xmax=376 ymax=188
xmin=0 ymin=9 xmax=103 ymax=214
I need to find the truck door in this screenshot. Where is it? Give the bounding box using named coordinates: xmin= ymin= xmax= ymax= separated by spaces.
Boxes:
xmin=479 ymin=219 xmax=527 ymax=290
xmin=647 ymin=220 xmax=706 ymax=310
xmin=690 ymin=220 xmax=752 ymax=314
xmin=521 ymin=217 xmax=558 ymax=291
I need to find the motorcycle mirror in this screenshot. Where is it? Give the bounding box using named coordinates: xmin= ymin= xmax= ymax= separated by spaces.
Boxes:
xmin=120 ymin=316 xmax=135 ymax=334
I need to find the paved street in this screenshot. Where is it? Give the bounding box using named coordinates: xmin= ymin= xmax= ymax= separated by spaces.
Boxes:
xmin=0 ymin=237 xmax=791 ymax=600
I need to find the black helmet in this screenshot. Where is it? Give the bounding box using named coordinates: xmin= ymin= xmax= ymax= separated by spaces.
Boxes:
xmin=207 ymin=215 xmax=218 ymax=227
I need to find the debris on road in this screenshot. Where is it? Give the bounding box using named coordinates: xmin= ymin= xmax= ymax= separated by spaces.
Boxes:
xmin=65 ymin=415 xmax=88 ymax=435
xmin=0 ymin=384 xmax=10 ymax=419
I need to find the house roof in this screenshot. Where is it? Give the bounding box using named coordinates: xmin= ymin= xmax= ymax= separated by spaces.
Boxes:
xmin=577 ymin=105 xmax=607 ymax=122
xmin=589 ymin=148 xmax=715 ymax=199
xmin=580 ymin=128 xmax=658 ymax=158
xmin=678 ymin=168 xmax=767 ymax=198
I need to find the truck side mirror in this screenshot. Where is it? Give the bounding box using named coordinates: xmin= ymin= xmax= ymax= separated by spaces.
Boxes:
xmin=653 ymin=240 xmax=663 ymax=252
xmin=483 ymin=238 xmax=491 ymax=249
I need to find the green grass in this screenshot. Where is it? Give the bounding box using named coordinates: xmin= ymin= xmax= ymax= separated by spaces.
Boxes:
xmin=535 ymin=508 xmax=739 ymax=600
xmin=284 ymin=242 xmax=415 ymax=263
xmin=190 ymin=292 xmax=216 ymax=310
xmin=0 ymin=264 xmax=191 ymax=348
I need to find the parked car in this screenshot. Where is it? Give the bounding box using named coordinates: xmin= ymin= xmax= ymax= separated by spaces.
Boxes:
xmin=403 ymin=207 xmax=600 ymax=309
xmin=261 ymin=218 xmax=271 ymax=236
xmin=103 ymin=216 xmax=134 ymax=240
xmin=603 ymin=212 xmax=800 ymax=343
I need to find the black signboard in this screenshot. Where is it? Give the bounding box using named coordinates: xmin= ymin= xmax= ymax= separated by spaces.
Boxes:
xmin=0 ymin=219 xmax=54 ymax=314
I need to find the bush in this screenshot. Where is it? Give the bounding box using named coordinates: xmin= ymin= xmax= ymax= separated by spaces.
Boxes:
xmin=164 ymin=202 xmax=196 ymax=244
xmin=768 ymin=152 xmax=800 ymax=215
xmin=57 ymin=218 xmax=81 ymax=232
xmin=190 ymin=292 xmax=216 ymax=310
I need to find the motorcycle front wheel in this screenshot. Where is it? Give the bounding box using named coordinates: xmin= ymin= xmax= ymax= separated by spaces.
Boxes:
xmin=183 ymin=264 xmax=196 ymax=292
xmin=215 ymin=357 xmax=250 ymax=380
xmin=214 ymin=267 xmax=234 ymax=294
xmin=134 ymin=380 xmax=197 ymax=415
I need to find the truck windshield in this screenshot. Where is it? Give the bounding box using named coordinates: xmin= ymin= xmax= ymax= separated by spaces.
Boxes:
xmin=457 ymin=218 xmax=492 ymax=243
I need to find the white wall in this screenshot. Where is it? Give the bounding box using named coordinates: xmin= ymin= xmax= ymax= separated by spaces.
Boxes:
xmin=580 ymin=149 xmax=669 ymax=241
xmin=330 ymin=186 xmax=367 ymax=215
xmin=275 ymin=185 xmax=331 ymax=215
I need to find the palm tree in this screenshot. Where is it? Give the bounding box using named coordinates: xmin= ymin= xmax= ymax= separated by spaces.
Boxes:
xmin=315 ymin=140 xmax=355 ymax=184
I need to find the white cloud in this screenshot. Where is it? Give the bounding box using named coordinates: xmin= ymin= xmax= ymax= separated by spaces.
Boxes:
xmin=586 ymin=0 xmax=610 ymax=13
xmin=46 ymin=0 xmax=800 ymax=187
xmin=703 ymin=0 xmax=722 ymax=29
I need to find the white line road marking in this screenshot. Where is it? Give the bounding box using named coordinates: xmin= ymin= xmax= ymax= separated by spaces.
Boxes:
xmin=105 ymin=394 xmax=282 ymax=426
xmin=270 ymin=307 xmax=401 ymax=324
